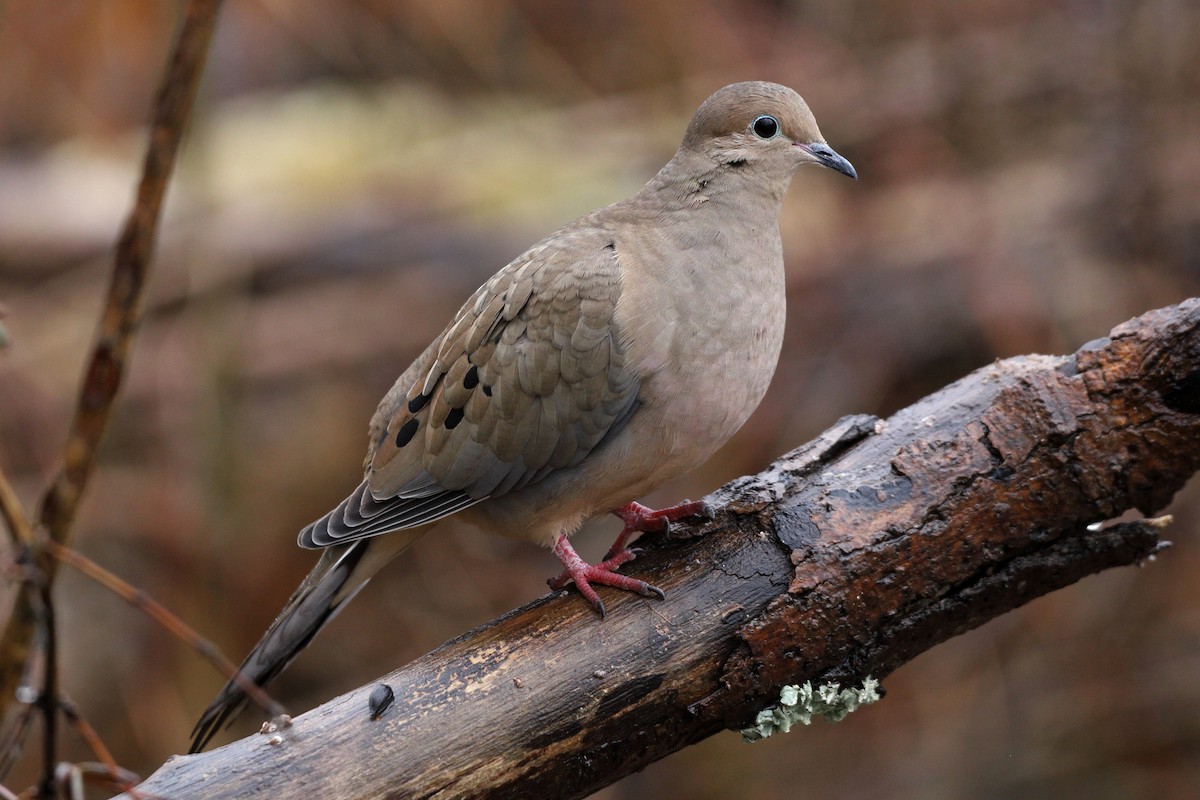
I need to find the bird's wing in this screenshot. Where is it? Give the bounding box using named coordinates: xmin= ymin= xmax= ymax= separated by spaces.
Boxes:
xmin=299 ymin=229 xmax=641 ymax=548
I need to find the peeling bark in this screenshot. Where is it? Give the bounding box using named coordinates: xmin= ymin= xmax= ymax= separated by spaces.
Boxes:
xmin=124 ymin=298 xmax=1200 ymax=800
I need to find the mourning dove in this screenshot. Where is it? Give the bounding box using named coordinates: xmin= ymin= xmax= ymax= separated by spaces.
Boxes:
xmin=190 ymin=81 xmax=856 ymax=751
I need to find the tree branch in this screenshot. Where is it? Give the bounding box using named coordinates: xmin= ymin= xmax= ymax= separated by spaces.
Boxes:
xmin=38 ymin=0 xmax=223 ymax=552
xmin=126 ymin=297 xmax=1200 ymax=800
xmin=0 ymin=0 xmax=223 ymax=777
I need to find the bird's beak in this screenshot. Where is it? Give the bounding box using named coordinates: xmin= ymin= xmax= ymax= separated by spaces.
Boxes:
xmin=799 ymin=142 xmax=858 ymax=180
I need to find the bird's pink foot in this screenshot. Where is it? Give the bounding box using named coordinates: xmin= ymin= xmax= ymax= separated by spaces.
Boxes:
xmin=548 ymin=534 xmax=663 ymax=618
xmin=546 ymin=546 xmax=637 ymax=592
xmin=604 ymin=499 xmax=715 ymax=560
xmin=546 ymin=500 xmax=713 ymax=615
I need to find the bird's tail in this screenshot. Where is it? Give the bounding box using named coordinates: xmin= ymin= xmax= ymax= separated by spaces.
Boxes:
xmin=189 ymin=530 xmax=425 ymax=752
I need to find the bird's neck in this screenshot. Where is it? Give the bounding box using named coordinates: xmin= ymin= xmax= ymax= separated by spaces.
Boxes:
xmin=636 ymin=149 xmax=793 ymax=219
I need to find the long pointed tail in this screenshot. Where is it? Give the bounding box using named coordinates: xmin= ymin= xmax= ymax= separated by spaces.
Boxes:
xmin=189 ymin=530 xmax=424 ymax=752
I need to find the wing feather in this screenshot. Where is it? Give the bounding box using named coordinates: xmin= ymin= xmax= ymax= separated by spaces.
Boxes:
xmin=298 ymin=228 xmax=641 ymax=549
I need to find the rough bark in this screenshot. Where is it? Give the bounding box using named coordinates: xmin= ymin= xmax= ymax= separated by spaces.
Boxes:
xmin=124 ymin=298 xmax=1200 ymax=800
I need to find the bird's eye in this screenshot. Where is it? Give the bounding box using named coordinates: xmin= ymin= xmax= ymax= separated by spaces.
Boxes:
xmin=752 ymin=115 xmax=779 ymax=139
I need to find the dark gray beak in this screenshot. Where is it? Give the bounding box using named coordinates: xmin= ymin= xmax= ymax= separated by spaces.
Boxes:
xmin=802 ymin=142 xmax=858 ymax=180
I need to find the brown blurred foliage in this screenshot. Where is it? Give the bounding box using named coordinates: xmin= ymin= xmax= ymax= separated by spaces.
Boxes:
xmin=0 ymin=1 xmax=1198 ymax=797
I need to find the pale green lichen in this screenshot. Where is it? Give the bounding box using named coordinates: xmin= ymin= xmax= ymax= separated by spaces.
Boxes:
xmin=741 ymin=678 xmax=881 ymax=742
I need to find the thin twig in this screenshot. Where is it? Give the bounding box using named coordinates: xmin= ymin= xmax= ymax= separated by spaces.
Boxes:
xmin=34 ymin=574 xmax=55 ymax=800
xmin=48 ymin=542 xmax=287 ymax=722
xmin=57 ymin=762 xmax=153 ymax=800
xmin=0 ymin=469 xmax=40 ymax=779
xmin=0 ymin=468 xmax=34 ymax=547
xmin=0 ymin=471 xmax=41 ymax=773
xmin=0 ymin=0 xmax=225 ymax=740
xmin=0 ymin=698 xmax=34 ymax=781
xmin=0 ymin=688 xmax=144 ymax=797
xmin=57 ymin=695 xmax=142 ymax=798
xmin=10 ymin=549 xmax=59 ymax=800
xmin=38 ymin=0 xmax=224 ymax=548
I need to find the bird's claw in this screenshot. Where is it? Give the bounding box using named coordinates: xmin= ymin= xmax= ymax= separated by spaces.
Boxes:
xmin=550 ymin=535 xmax=666 ymax=616
xmin=641 ymin=583 xmax=666 ymax=601
xmin=601 ymin=542 xmax=645 ymax=561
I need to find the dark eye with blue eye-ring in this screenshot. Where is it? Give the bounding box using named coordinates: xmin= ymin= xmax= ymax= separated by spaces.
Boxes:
xmin=752 ymin=115 xmax=779 ymax=138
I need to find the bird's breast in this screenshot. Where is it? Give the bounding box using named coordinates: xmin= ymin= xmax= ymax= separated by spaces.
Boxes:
xmin=617 ymin=225 xmax=787 ymax=465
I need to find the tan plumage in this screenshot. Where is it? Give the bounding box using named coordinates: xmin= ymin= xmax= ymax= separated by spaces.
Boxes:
xmin=191 ymin=81 xmax=856 ymax=751
xmin=357 ymin=233 xmax=636 ymax=523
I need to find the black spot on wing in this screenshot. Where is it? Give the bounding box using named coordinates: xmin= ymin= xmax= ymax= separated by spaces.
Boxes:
xmin=482 ymin=384 xmax=493 ymax=397
xmin=408 ymin=393 xmax=431 ymax=414
xmin=395 ymin=418 xmax=420 ymax=447
xmin=463 ymin=365 xmax=479 ymax=389
xmin=445 ymin=407 xmax=465 ymax=430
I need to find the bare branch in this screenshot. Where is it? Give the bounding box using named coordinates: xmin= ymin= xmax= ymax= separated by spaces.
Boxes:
xmin=48 ymin=543 xmax=286 ymax=722
xmin=38 ymin=0 xmax=223 ymax=547
xmin=0 ymin=470 xmax=34 ymax=549
xmin=0 ymin=0 xmax=224 ymax=771
xmin=56 ymin=695 xmax=143 ymax=798
xmin=122 ymin=298 xmax=1200 ymax=800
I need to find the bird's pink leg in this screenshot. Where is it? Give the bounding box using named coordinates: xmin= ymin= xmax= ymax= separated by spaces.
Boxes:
xmin=550 ymin=534 xmax=663 ymax=618
xmin=546 ymin=499 xmax=713 ymax=615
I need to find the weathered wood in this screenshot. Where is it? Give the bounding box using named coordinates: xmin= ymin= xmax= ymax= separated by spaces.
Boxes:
xmin=124 ymin=298 xmax=1200 ymax=800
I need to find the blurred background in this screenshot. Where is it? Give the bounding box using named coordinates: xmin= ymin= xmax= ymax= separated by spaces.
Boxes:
xmin=0 ymin=0 xmax=1198 ymax=797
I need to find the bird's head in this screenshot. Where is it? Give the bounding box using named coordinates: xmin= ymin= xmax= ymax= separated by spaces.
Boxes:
xmin=682 ymin=81 xmax=857 ymax=181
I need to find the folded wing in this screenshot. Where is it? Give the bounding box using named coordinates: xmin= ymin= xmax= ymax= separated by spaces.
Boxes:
xmin=300 ymin=231 xmax=640 ymax=548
